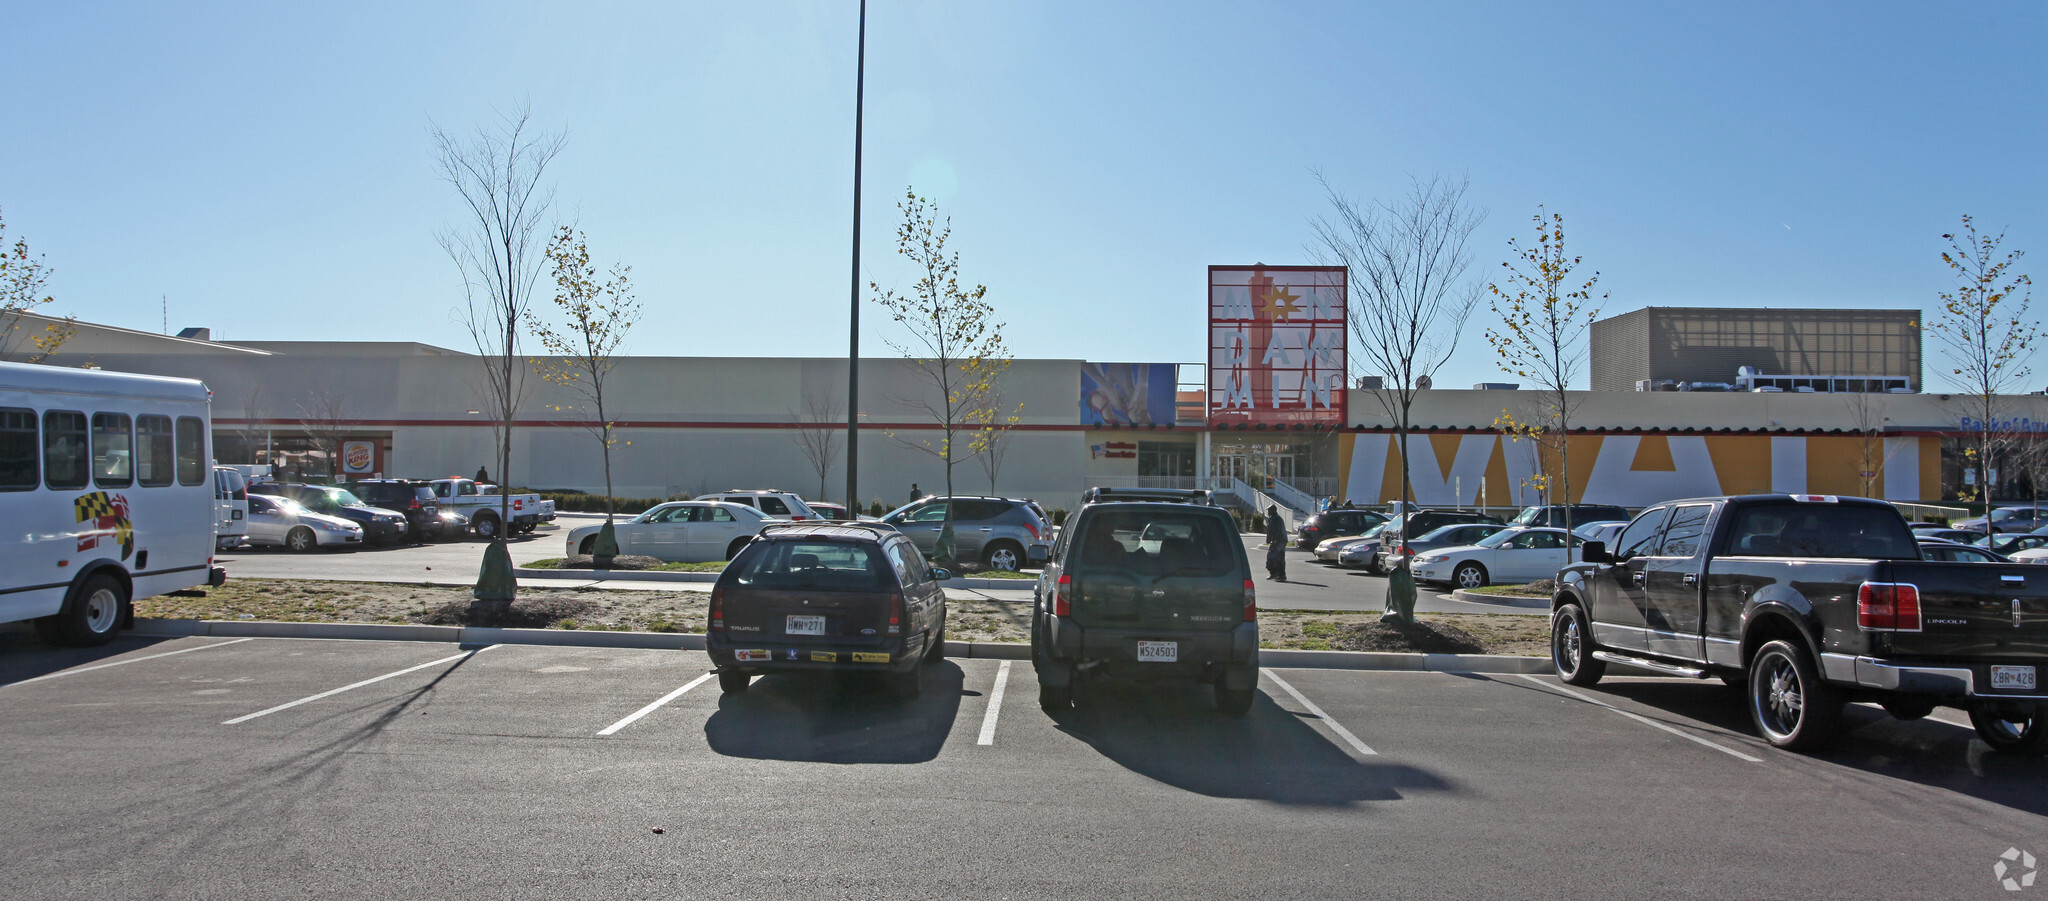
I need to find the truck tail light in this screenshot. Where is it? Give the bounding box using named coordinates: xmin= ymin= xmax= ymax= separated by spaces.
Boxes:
xmin=709 ymin=585 xmax=725 ymax=632
xmin=1243 ymin=579 xmax=1257 ymax=621
xmin=887 ymin=591 xmax=904 ymax=636
xmin=1054 ymin=573 xmax=1072 ymax=616
xmin=1858 ymin=582 xmax=1922 ymax=632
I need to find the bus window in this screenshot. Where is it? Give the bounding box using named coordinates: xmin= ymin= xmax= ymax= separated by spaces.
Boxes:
xmin=44 ymin=411 xmax=87 ymax=490
xmin=91 ymin=412 xmax=132 ymax=488
xmin=176 ymin=417 xmax=206 ymax=485
xmin=0 ymin=407 xmax=35 ymax=491
xmin=137 ymin=415 xmax=174 ymax=487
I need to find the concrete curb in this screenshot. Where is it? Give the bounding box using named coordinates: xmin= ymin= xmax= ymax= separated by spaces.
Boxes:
xmin=130 ymin=618 xmax=1549 ymax=671
xmin=513 ymin=566 xmax=1037 ymax=592
xmin=1450 ymin=589 xmax=1551 ymax=610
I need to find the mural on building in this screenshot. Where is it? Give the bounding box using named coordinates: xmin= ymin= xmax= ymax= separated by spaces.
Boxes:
xmin=1207 ymin=266 xmax=1346 ymax=427
xmin=1337 ymin=432 xmax=1940 ymax=507
xmin=1080 ymin=362 xmax=1177 ymax=426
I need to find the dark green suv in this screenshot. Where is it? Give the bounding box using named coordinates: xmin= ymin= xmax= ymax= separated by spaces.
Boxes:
xmin=1032 ymin=488 xmax=1259 ymax=715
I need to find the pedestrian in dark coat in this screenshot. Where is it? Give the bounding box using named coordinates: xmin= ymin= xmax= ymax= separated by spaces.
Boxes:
xmin=1265 ymin=505 xmax=1288 ymax=582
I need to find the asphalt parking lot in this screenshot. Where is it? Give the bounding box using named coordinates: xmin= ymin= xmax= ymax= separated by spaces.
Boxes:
xmin=3 ymin=634 xmax=2042 ymax=899
xmin=217 ymin=523 xmax=1530 ymax=617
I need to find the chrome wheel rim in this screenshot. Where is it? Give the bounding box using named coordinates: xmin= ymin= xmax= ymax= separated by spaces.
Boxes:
xmin=1753 ymin=653 xmax=1803 ymax=740
xmin=1457 ymin=566 xmax=1483 ymax=589
xmin=1554 ymin=615 xmax=1582 ymax=674
xmin=82 ymin=587 xmax=120 ymax=634
xmin=988 ymin=548 xmax=1019 ymax=571
xmin=290 ymin=529 xmax=313 ymax=551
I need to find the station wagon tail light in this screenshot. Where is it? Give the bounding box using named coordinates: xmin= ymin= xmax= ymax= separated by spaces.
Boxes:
xmin=1054 ymin=573 xmax=1072 ymax=616
xmin=888 ymin=591 xmax=904 ymax=636
xmin=709 ymin=585 xmax=725 ymax=632
xmin=1243 ymin=579 xmax=1257 ymax=622
xmin=1857 ymin=582 xmax=1921 ymax=632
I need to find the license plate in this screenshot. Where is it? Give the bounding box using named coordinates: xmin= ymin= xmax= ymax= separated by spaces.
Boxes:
xmin=1992 ymin=665 xmax=2037 ymax=691
xmin=1136 ymin=641 xmax=1178 ymax=663
xmin=786 ymin=615 xmax=826 ymax=636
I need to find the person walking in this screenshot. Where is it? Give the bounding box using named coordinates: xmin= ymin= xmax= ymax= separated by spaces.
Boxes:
xmin=1264 ymin=505 xmax=1288 ymax=582
xmin=908 ymin=483 xmax=924 ymax=504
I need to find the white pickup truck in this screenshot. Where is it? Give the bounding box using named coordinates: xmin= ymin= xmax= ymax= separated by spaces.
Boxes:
xmin=427 ymin=478 xmax=546 ymax=539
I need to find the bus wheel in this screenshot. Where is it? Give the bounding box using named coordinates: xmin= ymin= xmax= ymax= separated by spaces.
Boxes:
xmin=45 ymin=574 xmax=128 ymax=647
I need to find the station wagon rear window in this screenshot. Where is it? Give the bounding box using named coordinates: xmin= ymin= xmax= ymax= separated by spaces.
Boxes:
xmin=732 ymin=541 xmax=889 ymax=591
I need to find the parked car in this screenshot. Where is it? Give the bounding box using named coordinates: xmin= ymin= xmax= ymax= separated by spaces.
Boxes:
xmin=1918 ymin=539 xmax=2008 ymax=564
xmin=880 ymin=496 xmax=1051 ymax=572
xmin=1377 ymin=522 xmax=1512 ymax=573
xmin=1337 ymin=523 xmax=1393 ymax=570
xmin=807 ymin=501 xmax=852 ymax=521
xmin=695 ymin=490 xmax=821 ymax=521
xmin=1314 ymin=534 xmax=1373 ymax=563
xmin=2010 ymin=545 xmax=2048 ymax=565
xmin=1573 ymin=520 xmax=1628 ymax=547
xmin=1554 ymin=494 xmax=2048 ymax=753
xmin=1955 ymin=504 xmax=2048 ymax=535
xmin=706 ymin=522 xmax=949 ymax=699
xmin=348 ymin=478 xmax=446 ymax=542
xmin=245 ymin=493 xmax=363 ymax=551
xmin=1295 ymin=507 xmax=1386 ymax=549
xmin=1373 ymin=509 xmax=1508 ymax=572
xmin=1968 ymin=532 xmax=2048 ymax=556
xmin=1917 ymin=528 xmax=1986 ymax=545
xmin=427 ymin=478 xmax=545 ymax=539
xmin=1032 ymin=487 xmax=1258 ymax=715
xmin=1510 ymin=504 xmax=1631 ymax=530
xmin=562 ymin=500 xmax=772 ymax=562
xmin=273 ymin=483 xmax=410 ymax=545
xmin=1411 ymin=526 xmax=1581 ymax=589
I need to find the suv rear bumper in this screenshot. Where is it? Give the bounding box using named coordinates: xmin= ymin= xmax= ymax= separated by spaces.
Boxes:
xmin=1044 ymin=617 xmax=1257 ymax=677
xmin=708 ymin=632 xmax=923 ymax=674
xmin=1820 ymin=653 xmax=2048 ymax=700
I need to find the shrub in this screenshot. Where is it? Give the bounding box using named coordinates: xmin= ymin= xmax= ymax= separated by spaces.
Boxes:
xmin=868 ymin=499 xmax=886 ymax=518
xmin=1050 ymin=507 xmax=1068 ymax=526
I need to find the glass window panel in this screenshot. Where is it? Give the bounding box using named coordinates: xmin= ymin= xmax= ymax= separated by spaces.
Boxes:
xmin=91 ymin=412 xmax=132 ymax=488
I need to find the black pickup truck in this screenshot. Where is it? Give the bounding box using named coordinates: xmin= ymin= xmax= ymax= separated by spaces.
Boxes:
xmin=1551 ymin=494 xmax=2048 ymax=754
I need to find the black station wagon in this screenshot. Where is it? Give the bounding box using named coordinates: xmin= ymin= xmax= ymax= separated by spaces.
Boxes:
xmin=707 ymin=523 xmax=950 ymax=699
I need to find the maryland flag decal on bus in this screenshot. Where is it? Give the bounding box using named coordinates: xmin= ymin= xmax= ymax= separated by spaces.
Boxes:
xmin=74 ymin=491 xmax=134 ymax=560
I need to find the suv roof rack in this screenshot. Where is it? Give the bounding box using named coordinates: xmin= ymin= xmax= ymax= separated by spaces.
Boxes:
xmin=1080 ymin=487 xmax=1216 ymax=506
xmin=758 ymin=521 xmax=901 ymax=537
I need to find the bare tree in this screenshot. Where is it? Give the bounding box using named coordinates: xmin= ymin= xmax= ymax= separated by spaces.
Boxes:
xmin=434 ymin=105 xmax=566 ymax=612
xmin=529 ymin=227 xmax=637 ymax=559
xmin=236 ymin=385 xmax=269 ymax=466
xmin=1930 ymin=215 xmax=2036 ymax=536
xmin=0 ymin=207 xmax=75 ymax=362
xmin=790 ymin=386 xmax=844 ymax=505
xmin=1309 ymin=173 xmax=1485 ymax=622
xmin=1845 ymin=391 xmax=1887 ymax=499
xmin=969 ymin=390 xmax=1023 ymax=495
xmin=295 ymin=390 xmax=350 ymax=482
xmin=871 ymin=188 xmax=1011 ymax=564
xmin=1487 ymin=207 xmax=1604 ymax=551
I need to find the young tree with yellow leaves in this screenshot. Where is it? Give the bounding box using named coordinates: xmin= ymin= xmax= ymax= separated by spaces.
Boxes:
xmin=0 ymin=207 xmax=76 ymax=363
xmin=1931 ymin=216 xmax=2036 ymax=532
xmin=1487 ymin=208 xmax=1604 ymax=545
xmin=529 ymin=227 xmax=638 ymax=562
xmin=872 ymin=188 xmax=1010 ymax=565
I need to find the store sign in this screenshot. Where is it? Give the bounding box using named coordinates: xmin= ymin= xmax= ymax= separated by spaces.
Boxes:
xmin=1207 ymin=266 xmax=1346 ymax=426
xmin=341 ymin=440 xmax=376 ymax=474
xmin=1091 ymin=441 xmax=1137 ymax=460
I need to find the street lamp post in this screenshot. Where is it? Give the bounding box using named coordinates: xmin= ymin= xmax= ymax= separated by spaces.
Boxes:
xmin=845 ymin=0 xmax=867 ymax=514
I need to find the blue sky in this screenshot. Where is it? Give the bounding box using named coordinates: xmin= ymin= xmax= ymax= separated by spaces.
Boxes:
xmin=3 ymin=1 xmax=2043 ymax=389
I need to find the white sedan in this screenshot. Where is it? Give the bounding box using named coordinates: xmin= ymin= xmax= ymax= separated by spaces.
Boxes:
xmin=2009 ymin=546 xmax=2048 ymax=565
xmin=246 ymin=493 xmax=363 ymax=552
xmin=563 ymin=501 xmax=772 ymax=562
xmin=1315 ymin=535 xmax=1373 ymax=562
xmin=1410 ymin=526 xmax=1582 ymax=589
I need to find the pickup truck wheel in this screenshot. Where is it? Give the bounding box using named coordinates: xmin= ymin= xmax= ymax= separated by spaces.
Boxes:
xmin=1551 ymin=603 xmax=1606 ymax=685
xmin=578 ymin=537 xmax=596 ymax=555
xmin=472 ymin=513 xmax=501 ymax=541
xmin=1748 ymin=640 xmax=1842 ymax=751
xmin=1453 ymin=562 xmax=1488 ymax=589
xmin=717 ymin=668 xmax=751 ymax=694
xmin=1970 ymin=707 xmax=2048 ymax=756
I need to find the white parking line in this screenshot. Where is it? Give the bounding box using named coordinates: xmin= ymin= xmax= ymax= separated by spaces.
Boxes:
xmin=977 ymin=660 xmax=1012 ymax=745
xmin=222 ymin=646 xmax=495 ymax=725
xmin=598 ymin=672 xmax=715 ymax=736
xmin=1261 ymin=670 xmax=1377 ymax=757
xmin=4 ymin=638 xmax=255 ymax=688
xmin=1515 ymin=674 xmax=1761 ymax=763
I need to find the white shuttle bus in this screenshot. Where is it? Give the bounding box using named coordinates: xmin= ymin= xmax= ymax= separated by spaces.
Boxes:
xmin=1 ymin=361 xmax=224 ymax=646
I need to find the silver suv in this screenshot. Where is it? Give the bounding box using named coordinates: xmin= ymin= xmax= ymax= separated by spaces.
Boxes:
xmin=881 ymin=496 xmax=1052 ymax=571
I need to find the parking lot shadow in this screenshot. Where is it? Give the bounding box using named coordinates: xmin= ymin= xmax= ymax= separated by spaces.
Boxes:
xmin=0 ymin=629 xmax=184 ymax=686
xmin=1051 ymin=679 xmax=1456 ymax=807
xmin=703 ymin=663 xmax=966 ymax=764
xmin=1581 ymin=678 xmax=2048 ymax=817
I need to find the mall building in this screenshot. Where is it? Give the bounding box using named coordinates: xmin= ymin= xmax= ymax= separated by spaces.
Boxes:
xmin=12 ymin=308 xmax=2045 ymax=519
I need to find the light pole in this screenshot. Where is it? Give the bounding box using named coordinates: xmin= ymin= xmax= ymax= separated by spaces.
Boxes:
xmin=844 ymin=0 xmax=867 ymax=514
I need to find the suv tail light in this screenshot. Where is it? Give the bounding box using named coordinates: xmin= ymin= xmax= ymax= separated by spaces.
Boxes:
xmin=1243 ymin=579 xmax=1257 ymax=621
xmin=709 ymin=585 xmax=725 ymax=632
xmin=408 ymin=499 xmax=422 ymax=510
xmin=1024 ymin=520 xmax=1041 ymax=540
xmin=1857 ymin=582 xmax=1922 ymax=632
xmin=887 ymin=591 xmax=904 ymax=636
xmin=1054 ymin=573 xmax=1072 ymax=616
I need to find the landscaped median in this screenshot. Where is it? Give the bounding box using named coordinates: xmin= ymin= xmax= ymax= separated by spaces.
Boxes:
xmin=133 ymin=579 xmax=1550 ymax=668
